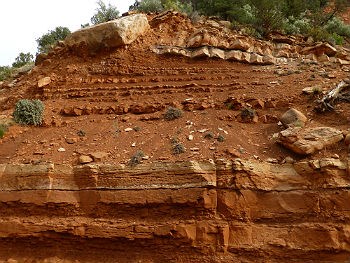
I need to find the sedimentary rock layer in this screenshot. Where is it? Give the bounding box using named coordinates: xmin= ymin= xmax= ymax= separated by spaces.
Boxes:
xmin=0 ymin=159 xmax=349 ymax=262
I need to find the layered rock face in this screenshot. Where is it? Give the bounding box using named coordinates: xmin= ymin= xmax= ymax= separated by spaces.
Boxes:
xmin=0 ymin=159 xmax=350 ymax=262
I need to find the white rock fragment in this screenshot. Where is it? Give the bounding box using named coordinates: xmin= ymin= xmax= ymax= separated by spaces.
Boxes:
xmin=198 ymin=129 xmax=208 ymax=133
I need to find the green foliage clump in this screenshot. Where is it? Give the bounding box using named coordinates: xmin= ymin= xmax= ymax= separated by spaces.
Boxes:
xmin=0 ymin=124 xmax=7 ymax=139
xmin=164 ymin=107 xmax=183 ymax=121
xmin=135 ymin=0 xmax=164 ymax=13
xmin=13 ymin=99 xmax=45 ymax=126
xmin=12 ymin=52 xmax=34 ymax=68
xmin=91 ymin=0 xmax=119 ymax=25
xmin=77 ymin=130 xmax=86 ymax=137
xmin=325 ymin=17 xmax=350 ymax=38
xmin=162 ymin=0 xmax=193 ymax=14
xmin=204 ymin=131 xmax=214 ymax=139
xmin=0 ymin=66 xmax=12 ymax=81
xmin=217 ymin=134 xmax=225 ymax=142
xmin=36 ymin=26 xmax=71 ymax=54
xmin=128 ymin=150 xmax=145 ymax=166
xmin=173 ymin=142 xmax=185 ymax=154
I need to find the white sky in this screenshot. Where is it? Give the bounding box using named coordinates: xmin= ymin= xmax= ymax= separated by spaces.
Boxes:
xmin=0 ymin=0 xmax=135 ymax=66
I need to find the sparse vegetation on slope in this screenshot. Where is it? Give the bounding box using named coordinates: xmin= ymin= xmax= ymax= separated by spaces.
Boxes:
xmin=13 ymin=99 xmax=45 ymax=126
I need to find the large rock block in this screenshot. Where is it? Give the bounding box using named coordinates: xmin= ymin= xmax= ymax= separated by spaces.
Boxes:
xmin=278 ymin=127 xmax=344 ymax=155
xmin=280 ymin=108 xmax=307 ymax=128
xmin=64 ymin=14 xmax=149 ymax=53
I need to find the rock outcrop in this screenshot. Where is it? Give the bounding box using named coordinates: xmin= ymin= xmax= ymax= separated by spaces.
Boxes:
xmin=278 ymin=126 xmax=344 ymax=155
xmin=64 ymin=14 xmax=149 ymax=53
xmin=150 ymin=12 xmax=350 ymax=65
xmin=0 ymin=159 xmax=350 ymax=262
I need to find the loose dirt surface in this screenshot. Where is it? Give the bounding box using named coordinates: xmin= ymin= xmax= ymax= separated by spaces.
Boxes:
xmin=1 ymin=19 xmax=350 ymax=165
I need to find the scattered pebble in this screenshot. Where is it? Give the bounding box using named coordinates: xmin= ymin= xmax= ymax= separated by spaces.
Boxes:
xmin=65 ymin=137 xmax=78 ymax=144
xmin=266 ymin=158 xmax=278 ymax=163
xmin=188 ymin=134 xmax=194 ymax=141
xmin=131 ymin=142 xmax=136 ymax=147
xmin=58 ymin=147 xmax=66 ymax=152
xmin=124 ymin=128 xmax=133 ymax=132
xmin=79 ymin=155 xmax=93 ymax=164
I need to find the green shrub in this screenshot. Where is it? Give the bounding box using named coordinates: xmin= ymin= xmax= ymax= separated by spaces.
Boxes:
xmin=282 ymin=15 xmax=311 ymax=35
xmin=13 ymin=99 xmax=45 ymax=126
xmin=217 ymin=134 xmax=225 ymax=142
xmin=77 ymin=130 xmax=86 ymax=137
xmin=90 ymin=0 xmax=119 ymax=25
xmin=325 ymin=17 xmax=350 ymax=38
xmin=136 ymin=0 xmax=164 ymax=13
xmin=204 ymin=131 xmax=214 ymax=139
xmin=36 ymin=26 xmax=71 ymax=54
xmin=163 ymin=0 xmax=193 ymax=14
xmin=0 ymin=125 xmax=7 ymax=139
xmin=164 ymin=107 xmax=183 ymax=121
xmin=128 ymin=150 xmax=145 ymax=166
xmin=0 ymin=66 xmax=12 ymax=81
xmin=173 ymin=143 xmax=185 ymax=154
xmin=12 ymin=52 xmax=34 ymax=68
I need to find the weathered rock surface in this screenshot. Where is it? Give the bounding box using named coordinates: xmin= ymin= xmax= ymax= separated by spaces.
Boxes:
xmin=65 ymin=14 xmax=149 ymax=53
xmin=278 ymin=126 xmax=344 ymax=155
xmin=280 ymin=108 xmax=307 ymax=128
xmin=150 ymin=12 xmax=350 ymax=65
xmin=0 ymin=160 xmax=350 ymax=262
xmin=37 ymin=77 xmax=51 ymax=88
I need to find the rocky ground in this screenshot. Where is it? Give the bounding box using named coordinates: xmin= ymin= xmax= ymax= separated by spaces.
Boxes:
xmin=1 ymin=11 xmax=350 ymax=262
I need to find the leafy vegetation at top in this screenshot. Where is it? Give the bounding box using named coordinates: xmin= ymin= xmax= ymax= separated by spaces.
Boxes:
xmin=131 ymin=0 xmax=350 ymax=43
xmin=91 ymin=0 xmax=120 ymax=25
xmin=12 ymin=52 xmax=34 ymax=68
xmin=36 ymin=26 xmax=71 ymax=54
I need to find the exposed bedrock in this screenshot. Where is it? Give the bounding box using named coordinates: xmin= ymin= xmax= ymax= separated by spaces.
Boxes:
xmin=0 ymin=159 xmax=350 ymax=262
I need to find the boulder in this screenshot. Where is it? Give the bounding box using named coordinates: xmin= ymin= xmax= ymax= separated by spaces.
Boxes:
xmin=278 ymin=127 xmax=344 ymax=155
xmin=38 ymin=77 xmax=51 ymax=88
xmin=90 ymin=151 xmax=109 ymax=162
xmin=64 ymin=14 xmax=149 ymax=53
xmin=79 ymin=155 xmax=93 ymax=164
xmin=280 ymin=108 xmax=307 ymax=128
xmin=301 ymin=43 xmax=337 ymax=57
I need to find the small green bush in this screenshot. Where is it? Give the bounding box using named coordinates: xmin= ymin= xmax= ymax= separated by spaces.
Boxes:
xmin=164 ymin=107 xmax=183 ymax=121
xmin=325 ymin=17 xmax=350 ymax=38
xmin=204 ymin=132 xmax=214 ymax=139
xmin=0 ymin=125 xmax=7 ymax=139
xmin=173 ymin=143 xmax=185 ymax=155
xmin=13 ymin=99 xmax=45 ymax=126
xmin=77 ymin=130 xmax=86 ymax=137
xmin=128 ymin=150 xmax=145 ymax=167
xmin=0 ymin=66 xmax=12 ymax=81
xmin=217 ymin=134 xmax=225 ymax=142
xmin=136 ymin=0 xmax=164 ymax=13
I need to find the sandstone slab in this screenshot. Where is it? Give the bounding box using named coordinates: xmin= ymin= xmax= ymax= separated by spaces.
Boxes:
xmin=278 ymin=127 xmax=344 ymax=155
xmin=65 ymin=14 xmax=149 ymax=53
